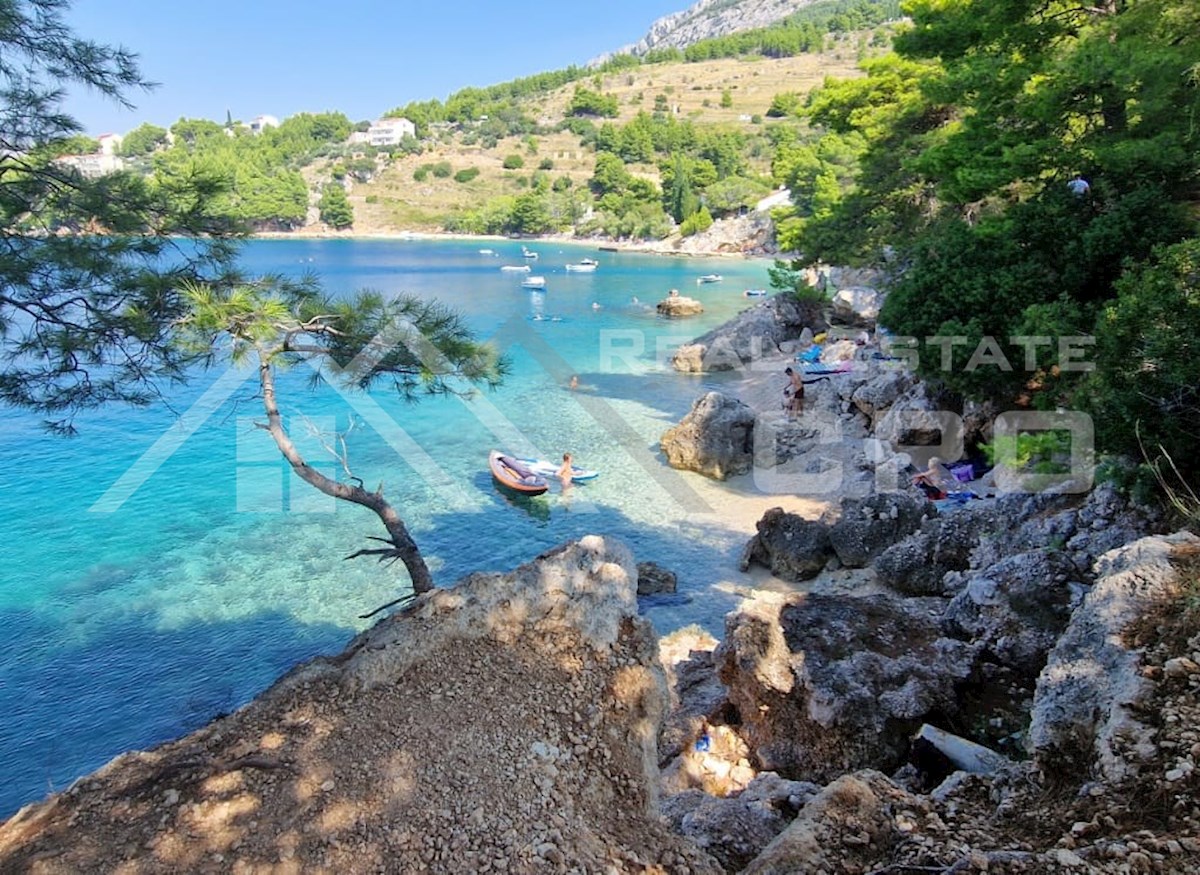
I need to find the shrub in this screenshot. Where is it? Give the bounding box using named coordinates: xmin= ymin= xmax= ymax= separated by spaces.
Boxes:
xmin=454 ymin=167 xmax=480 ymax=183
xmin=679 ymin=206 xmax=713 ymax=236
xmin=538 ymin=158 xmax=554 ymax=171
xmin=502 ymin=154 xmax=525 ymax=170
xmin=413 ymin=166 xmax=430 ymax=181
xmin=431 ymin=161 xmax=453 ymax=178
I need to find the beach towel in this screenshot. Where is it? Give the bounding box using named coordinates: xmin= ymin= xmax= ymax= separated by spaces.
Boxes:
xmin=802 ymin=361 xmax=853 ymax=376
xmin=796 ymin=346 xmax=822 ymax=364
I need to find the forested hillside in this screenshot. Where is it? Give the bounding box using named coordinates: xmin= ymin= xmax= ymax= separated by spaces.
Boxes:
xmin=64 ymin=0 xmax=898 ymax=240
xmin=773 ymin=0 xmax=1200 ymax=485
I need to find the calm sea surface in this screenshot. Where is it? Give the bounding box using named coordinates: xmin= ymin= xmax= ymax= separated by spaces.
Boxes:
xmin=0 ymin=237 xmax=776 ymax=817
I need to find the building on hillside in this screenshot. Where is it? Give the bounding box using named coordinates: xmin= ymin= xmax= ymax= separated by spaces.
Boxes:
xmin=249 ymin=115 xmax=280 ymax=134
xmin=96 ymin=133 xmax=123 ymax=156
xmin=347 ymin=131 xmax=371 ymax=146
xmin=367 ymin=117 xmax=415 ymax=147
xmin=56 ymin=153 xmax=125 ymax=178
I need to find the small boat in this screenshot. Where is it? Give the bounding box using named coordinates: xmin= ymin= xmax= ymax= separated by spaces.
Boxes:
xmin=743 ymin=288 xmax=768 ymax=297
xmin=489 ymin=451 xmax=549 ymax=495
xmin=501 ymin=264 xmax=532 ymax=272
xmin=565 ymin=261 xmax=597 ymax=273
xmin=580 ymin=257 xmax=598 ymax=266
xmin=518 ymin=457 xmax=599 ymax=483
xmin=521 ymin=276 xmax=547 ymax=288
xmin=697 ymin=274 xmax=723 ymax=284
xmin=521 ymin=246 xmax=539 ymax=260
xmin=479 ymin=248 xmax=495 ymax=255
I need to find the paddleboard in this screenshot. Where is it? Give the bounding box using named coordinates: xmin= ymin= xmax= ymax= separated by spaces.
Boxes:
xmin=518 ymin=457 xmax=599 ymax=482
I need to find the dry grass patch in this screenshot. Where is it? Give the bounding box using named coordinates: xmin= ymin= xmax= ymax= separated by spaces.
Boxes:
xmin=532 ymin=53 xmax=867 ymax=127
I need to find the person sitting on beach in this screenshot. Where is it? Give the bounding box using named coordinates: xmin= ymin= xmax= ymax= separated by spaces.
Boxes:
xmin=911 ymin=456 xmax=967 ymax=499
xmin=783 ymin=366 xmax=805 ymax=414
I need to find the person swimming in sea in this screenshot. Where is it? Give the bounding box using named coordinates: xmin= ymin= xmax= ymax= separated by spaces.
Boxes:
xmin=556 ymin=452 xmax=575 ymax=487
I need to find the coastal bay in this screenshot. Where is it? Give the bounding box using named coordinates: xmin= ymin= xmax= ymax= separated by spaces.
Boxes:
xmin=0 ymin=237 xmax=812 ymax=819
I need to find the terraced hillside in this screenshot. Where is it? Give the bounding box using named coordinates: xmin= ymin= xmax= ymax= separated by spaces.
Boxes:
xmin=342 ymin=50 xmax=868 ymax=235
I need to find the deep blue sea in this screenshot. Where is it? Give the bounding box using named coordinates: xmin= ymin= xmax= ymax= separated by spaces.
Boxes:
xmin=0 ymin=237 xmax=777 ymax=818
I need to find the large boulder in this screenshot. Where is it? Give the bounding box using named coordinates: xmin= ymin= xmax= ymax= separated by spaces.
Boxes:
xmin=716 ymin=592 xmax=975 ymax=781
xmin=1028 ymin=532 xmax=1200 ymax=781
xmin=661 ymin=784 xmax=790 ymax=872
xmin=670 ymin=342 xmax=710 ymax=373
xmin=637 ymin=561 xmax=678 ymax=595
xmin=829 ymin=286 xmax=884 ymax=327
xmin=670 ymin=295 xmax=823 ymax=373
xmin=874 ymin=502 xmax=1003 ymax=596
xmin=828 ymin=492 xmax=933 ymax=568
xmin=657 ymin=293 xmax=704 ymax=317
xmin=850 ymin=369 xmax=913 ymax=423
xmin=742 ymin=771 xmax=924 ymax=875
xmin=942 ymin=550 xmax=1082 ymax=676
xmin=873 ymin=381 xmax=947 ymax=450
xmin=739 ymin=507 xmax=833 ymax=581
xmin=662 ymin=773 xmax=820 ymax=869
xmin=661 ymin=391 xmax=756 ymax=480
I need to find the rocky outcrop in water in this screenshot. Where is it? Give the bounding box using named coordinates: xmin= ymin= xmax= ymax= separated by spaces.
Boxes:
xmin=660 ymin=391 xmax=756 ymax=480
xmin=657 ymin=293 xmax=705 ymax=317
xmin=670 ymin=294 xmax=823 ymax=373
xmin=738 ymin=507 xmax=832 ymax=580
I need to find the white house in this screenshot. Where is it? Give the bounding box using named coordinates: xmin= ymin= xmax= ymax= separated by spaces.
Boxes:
xmin=367 ymin=117 xmax=415 ymax=147
xmin=249 ymin=115 xmax=280 ymax=134
xmin=96 ymin=133 xmax=123 ymax=156
xmin=56 ymin=153 xmax=125 ymax=178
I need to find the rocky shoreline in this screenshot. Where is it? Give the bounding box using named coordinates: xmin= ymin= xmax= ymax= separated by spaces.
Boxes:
xmin=2 ymin=275 xmax=1198 ymax=873
xmin=254 ymin=211 xmax=779 ymax=260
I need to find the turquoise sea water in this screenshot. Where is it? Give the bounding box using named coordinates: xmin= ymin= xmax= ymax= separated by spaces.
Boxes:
xmin=0 ymin=238 xmax=775 ymax=818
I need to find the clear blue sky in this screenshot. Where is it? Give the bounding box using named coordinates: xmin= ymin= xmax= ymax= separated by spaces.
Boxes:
xmin=64 ymin=0 xmax=689 ymax=136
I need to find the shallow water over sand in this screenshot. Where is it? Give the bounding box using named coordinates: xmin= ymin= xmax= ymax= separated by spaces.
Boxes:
xmin=0 ymin=238 xmax=820 ymax=817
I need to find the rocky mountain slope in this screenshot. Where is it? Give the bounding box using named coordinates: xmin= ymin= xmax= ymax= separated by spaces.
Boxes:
xmin=600 ymin=0 xmax=823 ymax=59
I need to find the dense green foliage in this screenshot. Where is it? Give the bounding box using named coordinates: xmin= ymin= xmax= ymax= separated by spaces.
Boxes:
xmin=566 ymin=87 xmax=619 ymax=118
xmin=0 ymin=0 xmax=243 ymax=431
xmin=119 ymin=122 xmax=169 ymax=156
xmin=143 ymin=112 xmax=353 ymax=230
xmin=779 ymin=0 xmax=1200 ymax=476
xmin=318 ymin=183 xmax=353 ymax=228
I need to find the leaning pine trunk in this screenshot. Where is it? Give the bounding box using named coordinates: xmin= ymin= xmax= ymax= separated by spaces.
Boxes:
xmin=257 ymin=357 xmax=434 ymax=594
